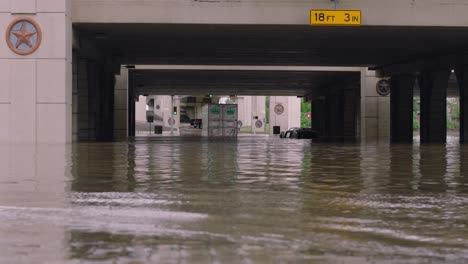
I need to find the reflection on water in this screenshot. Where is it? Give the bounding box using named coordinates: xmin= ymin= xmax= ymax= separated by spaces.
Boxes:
xmin=1 ymin=137 xmax=468 ymax=263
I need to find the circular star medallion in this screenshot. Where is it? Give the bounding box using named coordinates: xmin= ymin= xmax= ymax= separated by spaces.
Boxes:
xmin=255 ymin=120 xmax=263 ymax=128
xmin=274 ymin=104 xmax=285 ymax=115
xmin=376 ymin=79 xmax=391 ymax=96
xmin=168 ymin=118 xmax=175 ymax=126
xmin=6 ymin=17 xmax=42 ymax=56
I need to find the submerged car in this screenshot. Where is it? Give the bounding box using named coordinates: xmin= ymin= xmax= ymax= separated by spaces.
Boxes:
xmin=280 ymin=127 xmax=317 ymax=139
xmin=190 ymin=119 xmax=202 ymax=128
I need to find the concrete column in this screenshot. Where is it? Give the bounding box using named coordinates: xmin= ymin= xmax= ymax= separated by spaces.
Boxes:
xmin=360 ymin=69 xmax=390 ymax=142
xmin=76 ymin=58 xmax=90 ymax=140
xmin=456 ymin=68 xmax=468 ymax=143
xmin=0 ymin=0 xmax=72 ymax=143
xmin=113 ymin=67 xmax=128 ymax=140
xmin=96 ymin=64 xmax=115 ymax=140
xmin=0 ymin=144 xmax=70 ymax=262
xmin=252 ymin=96 xmax=266 ymax=133
xmin=269 ymin=96 xmax=297 ymax=134
xmin=311 ymin=98 xmax=325 ymax=137
xmin=128 ymin=95 xmax=136 ymax=137
xmin=390 ymin=74 xmax=415 ymax=143
xmin=328 ymin=94 xmax=344 ymax=140
xmin=419 ymin=69 xmax=449 ymax=143
xmin=343 ymin=89 xmax=358 ymax=141
xmin=72 ymin=52 xmax=78 ymax=141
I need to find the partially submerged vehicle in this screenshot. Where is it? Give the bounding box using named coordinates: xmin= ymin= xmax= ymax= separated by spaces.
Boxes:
xmin=280 ymin=127 xmax=318 ymax=139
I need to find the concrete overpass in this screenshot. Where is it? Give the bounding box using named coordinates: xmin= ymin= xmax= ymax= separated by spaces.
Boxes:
xmin=2 ymin=0 xmax=468 ymax=143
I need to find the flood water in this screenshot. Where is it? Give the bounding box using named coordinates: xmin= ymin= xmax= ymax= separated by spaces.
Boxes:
xmin=1 ymin=136 xmax=468 ymax=263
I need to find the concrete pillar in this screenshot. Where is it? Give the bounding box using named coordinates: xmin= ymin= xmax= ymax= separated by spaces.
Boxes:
xmin=113 ymin=67 xmax=128 ymax=140
xmin=252 ymin=96 xmax=266 ymax=133
xmin=390 ymin=74 xmax=415 ymax=143
xmin=0 ymin=144 xmax=70 ymax=262
xmin=128 ymin=96 xmax=136 ymax=137
xmin=96 ymin=64 xmax=115 ymax=141
xmin=328 ymin=94 xmax=344 ymax=140
xmin=343 ymin=89 xmax=358 ymax=141
xmin=419 ymin=69 xmax=449 ymax=143
xmin=76 ymin=58 xmax=91 ymax=140
xmin=72 ymin=52 xmax=78 ymax=141
xmin=456 ymin=68 xmax=468 ymax=143
xmin=0 ymin=0 xmax=72 ymax=143
xmin=311 ymin=98 xmax=325 ymax=137
xmin=269 ymin=96 xmax=300 ymax=134
xmin=360 ymin=69 xmax=390 ymax=142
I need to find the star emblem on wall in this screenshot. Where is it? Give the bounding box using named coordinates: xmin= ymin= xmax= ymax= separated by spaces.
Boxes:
xmin=6 ymin=17 xmax=42 ymax=55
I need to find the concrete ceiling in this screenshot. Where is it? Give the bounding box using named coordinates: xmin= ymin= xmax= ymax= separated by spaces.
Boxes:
xmin=75 ymin=23 xmax=466 ymax=96
xmin=75 ymin=24 xmax=468 ymax=67
xmin=130 ymin=69 xmax=360 ymax=96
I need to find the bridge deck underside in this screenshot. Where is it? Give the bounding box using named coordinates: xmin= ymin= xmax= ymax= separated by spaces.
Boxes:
xmin=75 ymin=24 xmax=468 ymax=68
xmin=130 ymin=69 xmax=359 ymax=96
xmin=74 ymin=24 xmax=467 ymax=96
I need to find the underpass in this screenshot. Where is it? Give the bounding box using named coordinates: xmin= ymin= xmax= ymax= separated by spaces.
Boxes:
xmin=3 ymin=0 xmax=468 ymax=143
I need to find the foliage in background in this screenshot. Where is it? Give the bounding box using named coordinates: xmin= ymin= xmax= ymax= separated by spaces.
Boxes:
xmin=225 ymin=98 xmax=236 ymax=104
xmin=413 ymin=97 xmax=460 ymax=130
xmin=240 ymin=125 xmax=252 ymax=133
xmin=447 ymin=98 xmax=460 ymax=129
xmin=265 ymin=96 xmax=270 ymax=124
xmin=413 ymin=98 xmax=420 ymax=129
xmin=301 ymin=98 xmax=312 ymax=128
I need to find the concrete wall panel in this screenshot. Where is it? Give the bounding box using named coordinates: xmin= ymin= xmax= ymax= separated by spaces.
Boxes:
xmin=365 ymin=118 xmax=378 ymax=138
xmin=65 ymin=13 xmax=72 ymax=62
xmin=0 ymin=1 xmax=9 ymax=12
xmin=0 ymin=104 xmax=11 ymax=143
xmin=365 ymin=77 xmax=380 ymax=97
xmin=114 ymin=110 xmax=127 ymax=131
xmin=288 ymin=96 xmax=301 ymax=129
xmin=35 ymin=13 xmax=68 ymax=59
xmin=364 ymin=97 xmax=378 ymax=118
xmin=38 ymin=0 xmax=69 ymax=13
xmin=66 ymin=60 xmax=72 ymax=104
xmin=114 ymin=89 xmax=127 ymax=110
xmin=37 ymin=59 xmax=67 ymax=103
xmin=0 ymin=14 xmax=10 ymax=58
xmin=11 ymin=60 xmax=36 ymax=143
xmin=378 ymin=97 xmax=390 ymax=138
xmin=73 ymin=0 xmax=468 ymax=26
xmin=0 ymin=14 xmax=69 ymax=59
xmin=37 ymin=104 xmax=71 ymax=143
xmin=0 ymin=62 xmax=10 ymax=103
xmin=11 ymin=0 xmax=36 ymax=14
xmin=1 ymin=0 xmax=71 ymax=144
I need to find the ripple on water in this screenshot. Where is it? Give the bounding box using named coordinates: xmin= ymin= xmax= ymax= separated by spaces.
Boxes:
xmin=1 ymin=138 xmax=468 ymax=263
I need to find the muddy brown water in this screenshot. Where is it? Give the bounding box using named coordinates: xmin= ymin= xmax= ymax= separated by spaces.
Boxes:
xmin=1 ymin=136 xmax=468 ymax=263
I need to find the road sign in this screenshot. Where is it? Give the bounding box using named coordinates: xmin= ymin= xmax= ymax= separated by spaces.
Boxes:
xmin=310 ymin=10 xmax=361 ymax=26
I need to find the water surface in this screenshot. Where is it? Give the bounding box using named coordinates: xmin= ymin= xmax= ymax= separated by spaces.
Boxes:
xmin=1 ymin=137 xmax=468 ymax=263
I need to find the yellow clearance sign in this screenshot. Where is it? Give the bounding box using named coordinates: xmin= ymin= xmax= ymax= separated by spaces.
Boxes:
xmin=310 ymin=10 xmax=361 ymax=26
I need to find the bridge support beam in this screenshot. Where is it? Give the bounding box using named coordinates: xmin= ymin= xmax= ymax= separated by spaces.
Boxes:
xmin=419 ymin=69 xmax=449 ymax=143
xmin=113 ymin=67 xmax=128 ymax=140
xmin=311 ymin=98 xmax=325 ymax=138
xmin=311 ymin=88 xmax=358 ymax=142
xmin=343 ymin=89 xmax=358 ymax=141
xmin=360 ymin=69 xmax=390 ymax=142
xmin=456 ymin=68 xmax=468 ymax=143
xmin=327 ymin=94 xmax=344 ymax=141
xmin=390 ymin=74 xmax=415 ymax=143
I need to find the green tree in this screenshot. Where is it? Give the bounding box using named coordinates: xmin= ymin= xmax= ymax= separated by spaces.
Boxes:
xmin=413 ymin=97 xmax=420 ymax=130
xmin=265 ymin=96 xmax=270 ymax=124
xmin=301 ymin=98 xmax=311 ymax=128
